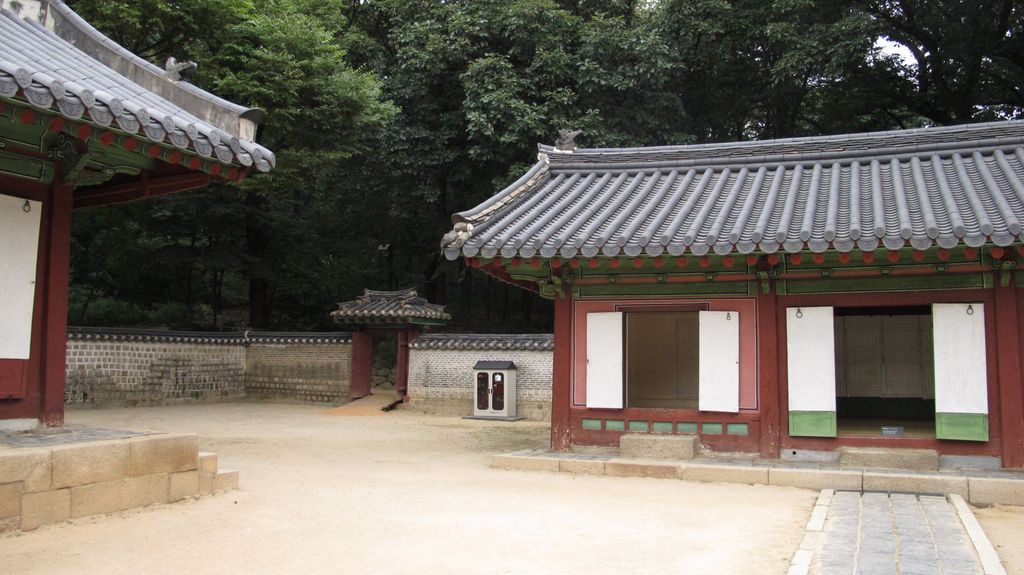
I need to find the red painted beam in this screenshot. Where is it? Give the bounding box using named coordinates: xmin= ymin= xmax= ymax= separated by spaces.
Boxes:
xmin=756 ymin=280 xmax=781 ymax=459
xmin=41 ymin=178 xmax=73 ymax=426
xmin=72 ymin=172 xmax=212 ymax=209
xmin=994 ymin=273 xmax=1024 ymax=467
xmin=550 ymin=295 xmax=573 ymax=451
xmin=396 ymin=330 xmax=409 ymax=401
xmin=350 ymin=331 xmax=372 ymax=400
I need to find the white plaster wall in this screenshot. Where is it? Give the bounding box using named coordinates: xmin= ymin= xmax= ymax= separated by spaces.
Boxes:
xmin=407 ymin=348 xmax=552 ymax=420
xmin=0 ymin=195 xmax=41 ymax=359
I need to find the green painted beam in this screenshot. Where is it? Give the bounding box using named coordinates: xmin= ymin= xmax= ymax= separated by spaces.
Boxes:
xmin=936 ymin=413 xmax=989 ymax=441
xmin=780 ymin=273 xmax=986 ymax=294
xmin=788 ymin=411 xmax=837 ymax=437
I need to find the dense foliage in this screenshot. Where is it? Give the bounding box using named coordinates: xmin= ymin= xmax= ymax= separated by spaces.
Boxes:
xmin=66 ymin=0 xmax=1023 ymax=332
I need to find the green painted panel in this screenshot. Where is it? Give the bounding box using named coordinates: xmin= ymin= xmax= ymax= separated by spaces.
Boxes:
xmin=677 ymin=422 xmax=698 ymax=434
xmin=605 ymin=420 xmax=625 ymax=432
xmin=702 ymin=423 xmax=723 ymax=435
xmin=936 ymin=413 xmax=989 ymax=441
xmin=781 ymin=274 xmax=985 ymax=294
xmin=0 ymin=149 xmax=49 ymax=181
xmin=628 ymin=421 xmax=649 ymax=433
xmin=788 ymin=411 xmax=837 ymax=437
xmin=581 ymin=418 xmax=602 ymax=431
xmin=726 ymin=423 xmax=749 ymax=436
xmin=652 ymin=422 xmax=673 ymax=434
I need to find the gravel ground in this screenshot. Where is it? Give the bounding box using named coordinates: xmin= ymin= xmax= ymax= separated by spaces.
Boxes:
xmin=1 ymin=403 xmax=815 ymax=574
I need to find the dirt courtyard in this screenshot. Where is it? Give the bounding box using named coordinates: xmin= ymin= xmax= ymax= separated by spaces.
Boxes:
xmin=2 ymin=403 xmax=818 ymax=574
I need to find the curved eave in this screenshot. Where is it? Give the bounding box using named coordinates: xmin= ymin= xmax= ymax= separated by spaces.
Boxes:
xmin=445 ymin=123 xmax=1024 ymax=261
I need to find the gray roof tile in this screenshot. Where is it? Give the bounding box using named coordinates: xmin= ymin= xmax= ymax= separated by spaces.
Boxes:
xmin=409 ymin=333 xmax=553 ymax=351
xmin=0 ymin=4 xmax=273 ymax=172
xmin=443 ymin=121 xmax=1024 ymax=259
xmin=331 ymin=288 xmax=450 ymax=324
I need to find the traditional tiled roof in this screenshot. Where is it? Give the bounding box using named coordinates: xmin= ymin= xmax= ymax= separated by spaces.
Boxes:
xmin=0 ymin=1 xmax=274 ymax=173
xmin=67 ymin=327 xmax=352 ymax=345
xmin=331 ymin=288 xmax=450 ymax=325
xmin=409 ymin=333 xmax=553 ymax=351
xmin=443 ymin=121 xmax=1024 ymax=259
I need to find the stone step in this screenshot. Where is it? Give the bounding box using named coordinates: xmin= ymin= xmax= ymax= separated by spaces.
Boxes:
xmin=838 ymin=447 xmax=939 ymax=471
xmin=619 ymin=434 xmax=698 ymax=460
xmin=198 ymin=452 xmax=218 ymax=475
xmin=213 ymin=470 xmax=239 ymax=492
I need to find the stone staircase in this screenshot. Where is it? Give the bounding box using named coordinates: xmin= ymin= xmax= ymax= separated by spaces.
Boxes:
xmin=837 ymin=447 xmax=939 ymax=471
xmin=619 ymin=434 xmax=698 ymax=460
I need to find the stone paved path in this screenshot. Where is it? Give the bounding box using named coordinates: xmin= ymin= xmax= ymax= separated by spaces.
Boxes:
xmin=814 ymin=491 xmax=983 ymax=575
xmin=0 ymin=425 xmax=150 ymax=448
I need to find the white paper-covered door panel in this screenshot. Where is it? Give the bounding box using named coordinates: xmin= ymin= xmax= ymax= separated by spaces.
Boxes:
xmin=932 ymin=303 xmax=988 ymax=441
xmin=586 ymin=312 xmax=623 ymax=409
xmin=0 ymin=195 xmax=42 ymax=359
xmin=698 ymin=310 xmax=739 ymax=412
xmin=786 ymin=307 xmax=836 ymax=437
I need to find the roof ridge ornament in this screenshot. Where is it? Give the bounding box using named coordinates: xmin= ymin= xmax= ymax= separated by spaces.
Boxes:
xmin=164 ymin=57 xmax=197 ymax=81
xmin=555 ymin=129 xmax=582 ymax=152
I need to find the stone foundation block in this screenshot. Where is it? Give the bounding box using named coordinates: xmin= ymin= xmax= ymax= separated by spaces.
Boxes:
xmin=213 ymin=470 xmax=239 ymax=492
xmin=0 ymin=481 xmax=23 ymax=519
xmin=70 ymin=478 xmax=128 ymax=518
xmin=198 ymin=452 xmax=218 ymax=474
xmin=169 ymin=471 xmax=199 ymax=502
xmin=619 ymin=434 xmax=697 ymax=460
xmin=21 ymin=489 xmax=70 ymax=531
xmin=968 ymin=477 xmax=1024 ymax=506
xmin=123 ymin=473 xmax=169 ymax=509
xmin=680 ymin=463 xmax=769 ymax=485
xmin=0 ymin=517 xmax=17 ymax=533
xmin=605 ymin=458 xmax=682 ymax=480
xmin=198 ymin=472 xmax=214 ymax=495
xmin=491 ymin=454 xmax=560 ymax=473
xmin=838 ymin=447 xmax=939 ymax=471
xmin=129 ymin=434 xmax=198 ymax=476
xmin=559 ymin=459 xmax=605 ymax=475
xmin=862 ymin=472 xmax=968 ymax=497
xmin=0 ymin=450 xmax=52 ymax=492
xmin=52 ymin=441 xmax=130 ymax=488
xmin=70 ymin=474 xmax=168 ymax=518
xmin=769 ymin=467 xmax=862 ymax=491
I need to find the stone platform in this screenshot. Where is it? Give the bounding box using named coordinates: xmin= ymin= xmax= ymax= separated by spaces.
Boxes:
xmin=492 ymin=449 xmax=1024 ymax=506
xmin=0 ymin=427 xmax=238 ymax=532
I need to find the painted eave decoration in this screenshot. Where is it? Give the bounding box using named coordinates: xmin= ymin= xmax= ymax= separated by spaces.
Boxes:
xmin=0 ymin=1 xmax=275 ymax=188
xmin=442 ymin=121 xmax=1024 ymax=261
xmin=331 ymin=288 xmax=451 ymax=326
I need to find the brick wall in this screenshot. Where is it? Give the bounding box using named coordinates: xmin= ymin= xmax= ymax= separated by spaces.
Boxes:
xmin=246 ymin=338 xmax=352 ymax=404
xmin=407 ymin=334 xmax=553 ymax=420
xmin=65 ymin=328 xmax=352 ymax=406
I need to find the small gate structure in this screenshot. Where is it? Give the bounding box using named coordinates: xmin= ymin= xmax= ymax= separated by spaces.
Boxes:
xmin=331 ymin=288 xmax=449 ymax=401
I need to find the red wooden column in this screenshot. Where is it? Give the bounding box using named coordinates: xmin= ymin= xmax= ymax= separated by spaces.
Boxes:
xmin=756 ymin=279 xmax=781 ymax=458
xmin=350 ymin=331 xmax=372 ymax=400
xmin=396 ymin=329 xmax=409 ymax=401
xmin=41 ymin=180 xmax=74 ymax=426
xmin=994 ymin=271 xmax=1024 ymax=467
xmin=550 ymin=294 xmax=573 ymax=451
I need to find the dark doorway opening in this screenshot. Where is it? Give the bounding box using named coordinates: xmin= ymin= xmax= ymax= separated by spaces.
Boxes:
xmin=834 ymin=306 xmax=935 ymax=438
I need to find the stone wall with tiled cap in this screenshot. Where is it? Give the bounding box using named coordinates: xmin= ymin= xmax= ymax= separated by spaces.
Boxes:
xmin=65 ymin=328 xmax=352 ymax=406
xmin=407 ymin=334 xmax=553 ymax=420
